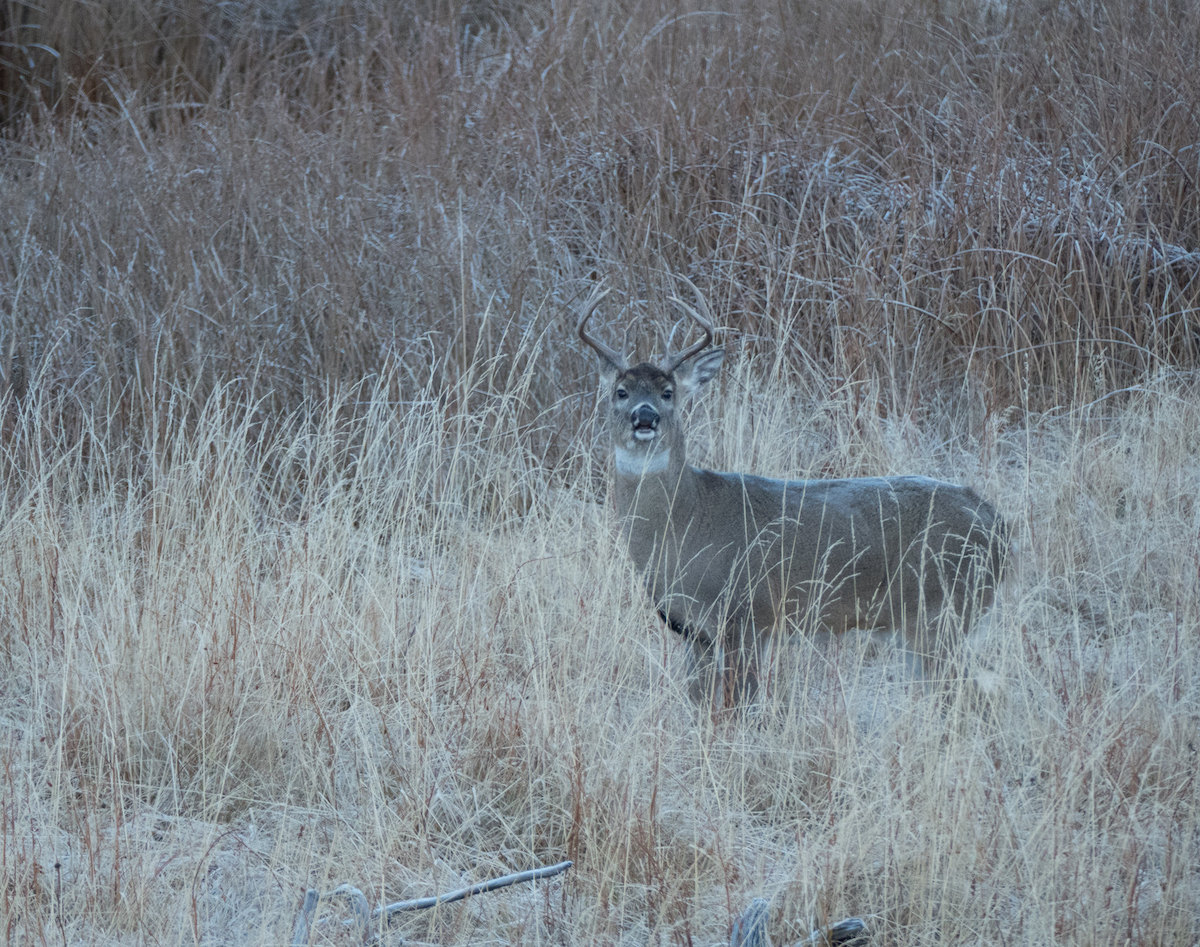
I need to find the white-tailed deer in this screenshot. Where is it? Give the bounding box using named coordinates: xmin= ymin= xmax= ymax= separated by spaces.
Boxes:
xmin=578 ymin=281 xmax=1008 ymax=707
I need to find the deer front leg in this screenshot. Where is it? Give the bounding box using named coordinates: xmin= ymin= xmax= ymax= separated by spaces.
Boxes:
xmin=685 ymin=633 xmax=722 ymax=706
xmin=675 ymin=614 xmax=762 ymax=710
xmin=690 ymin=617 xmax=763 ymax=710
xmin=688 ymin=640 xmax=756 ymax=710
xmin=657 ymin=607 xmax=722 ymax=704
xmin=721 ymin=617 xmax=764 ymax=708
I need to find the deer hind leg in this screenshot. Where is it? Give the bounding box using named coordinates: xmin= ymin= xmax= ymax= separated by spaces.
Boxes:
xmin=904 ymin=544 xmax=1000 ymax=695
xmin=894 ymin=555 xmax=965 ymax=690
xmin=903 ymin=604 xmax=966 ymax=690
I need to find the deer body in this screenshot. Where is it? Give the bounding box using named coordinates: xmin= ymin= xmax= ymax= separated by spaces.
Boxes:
xmin=580 ymin=285 xmax=1008 ymax=706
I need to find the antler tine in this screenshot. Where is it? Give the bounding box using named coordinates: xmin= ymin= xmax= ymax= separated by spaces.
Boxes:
xmin=665 ymin=276 xmax=716 ymax=372
xmin=575 ymin=285 xmax=626 ymax=370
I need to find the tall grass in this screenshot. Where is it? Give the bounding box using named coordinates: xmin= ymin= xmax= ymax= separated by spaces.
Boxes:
xmin=1 ymin=0 xmax=1199 ymax=943
xmin=3 ymin=0 xmax=1199 ymax=422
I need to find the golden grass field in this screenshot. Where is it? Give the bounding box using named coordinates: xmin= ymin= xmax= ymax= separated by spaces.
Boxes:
xmin=2 ymin=1 xmax=1199 ymax=943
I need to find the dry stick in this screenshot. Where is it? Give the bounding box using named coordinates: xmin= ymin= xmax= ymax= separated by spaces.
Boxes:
xmin=291 ymin=860 xmax=573 ymax=946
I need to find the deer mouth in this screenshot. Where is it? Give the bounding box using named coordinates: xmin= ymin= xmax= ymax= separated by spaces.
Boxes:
xmin=630 ymin=404 xmax=660 ymax=440
xmin=632 ymin=419 xmax=658 ymax=440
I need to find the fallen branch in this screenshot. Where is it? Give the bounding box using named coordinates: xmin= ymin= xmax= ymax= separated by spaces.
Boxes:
xmin=730 ymin=898 xmax=770 ymax=946
xmin=798 ymin=916 xmax=869 ymax=947
xmin=730 ymin=897 xmax=869 ymax=947
xmin=291 ymin=859 xmax=573 ymax=946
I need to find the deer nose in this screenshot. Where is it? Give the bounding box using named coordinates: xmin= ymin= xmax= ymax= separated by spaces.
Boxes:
xmin=630 ymin=403 xmax=660 ymax=437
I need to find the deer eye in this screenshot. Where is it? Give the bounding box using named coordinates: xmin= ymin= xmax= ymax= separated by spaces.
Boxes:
xmin=661 ymin=387 xmax=674 ymax=401
xmin=615 ymin=386 xmax=629 ymax=400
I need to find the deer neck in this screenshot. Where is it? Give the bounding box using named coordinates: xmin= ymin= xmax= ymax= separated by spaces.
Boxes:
xmin=611 ymin=432 xmax=694 ymax=533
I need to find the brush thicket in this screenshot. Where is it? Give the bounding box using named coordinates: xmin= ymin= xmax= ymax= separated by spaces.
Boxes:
xmin=1 ymin=1 xmax=1198 ymax=943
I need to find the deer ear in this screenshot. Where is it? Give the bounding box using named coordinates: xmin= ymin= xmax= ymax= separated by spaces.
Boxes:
xmin=676 ymin=347 xmax=724 ymax=395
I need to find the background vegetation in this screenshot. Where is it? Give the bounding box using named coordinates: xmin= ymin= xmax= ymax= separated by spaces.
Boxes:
xmin=1 ymin=0 xmax=1198 ymax=943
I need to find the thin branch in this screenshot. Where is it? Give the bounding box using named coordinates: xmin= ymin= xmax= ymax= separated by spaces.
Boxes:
xmin=291 ymin=860 xmax=573 ymax=947
xmin=374 ymin=860 xmax=574 ymax=919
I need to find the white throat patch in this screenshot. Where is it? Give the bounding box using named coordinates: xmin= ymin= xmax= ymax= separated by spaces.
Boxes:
xmin=615 ymin=446 xmax=671 ymax=476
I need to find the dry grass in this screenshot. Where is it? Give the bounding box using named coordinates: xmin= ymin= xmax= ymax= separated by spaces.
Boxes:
xmin=1 ymin=0 xmax=1199 ymax=943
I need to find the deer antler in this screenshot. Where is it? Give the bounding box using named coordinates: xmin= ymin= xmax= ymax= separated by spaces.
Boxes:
xmin=664 ymin=276 xmax=715 ymax=372
xmin=576 ymin=285 xmax=627 ymax=371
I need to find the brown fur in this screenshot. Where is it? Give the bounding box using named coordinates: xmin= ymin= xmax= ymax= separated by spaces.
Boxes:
xmin=580 ymin=285 xmax=1008 ymax=707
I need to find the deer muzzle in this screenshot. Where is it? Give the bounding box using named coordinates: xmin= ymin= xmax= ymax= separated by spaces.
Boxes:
xmin=630 ymin=403 xmax=660 ymax=440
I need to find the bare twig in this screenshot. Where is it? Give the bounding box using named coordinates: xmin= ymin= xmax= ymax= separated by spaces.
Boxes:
xmin=291 ymin=860 xmax=573 ymax=946
xmin=373 ymin=860 xmax=573 ymax=917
